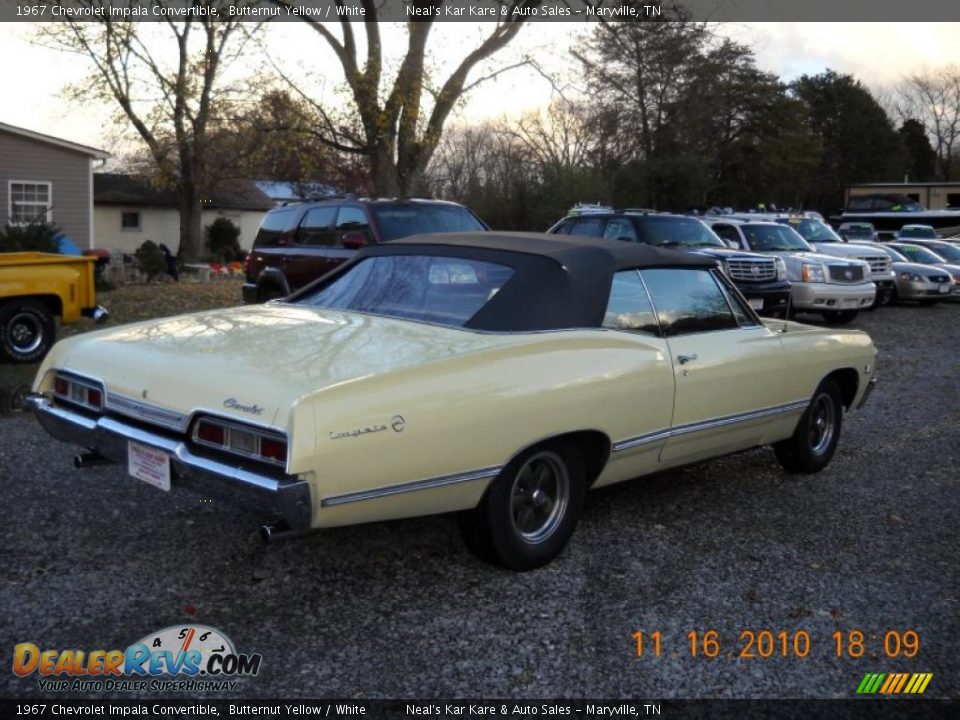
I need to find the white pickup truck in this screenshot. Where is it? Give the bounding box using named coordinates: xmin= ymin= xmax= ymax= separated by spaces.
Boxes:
xmin=704 ymin=219 xmax=875 ymax=324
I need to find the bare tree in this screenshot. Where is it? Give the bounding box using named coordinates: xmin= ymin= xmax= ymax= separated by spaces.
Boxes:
xmin=39 ymin=2 xmax=256 ymax=262
xmin=270 ymin=0 xmax=543 ymax=196
xmin=894 ymin=66 xmax=960 ymax=180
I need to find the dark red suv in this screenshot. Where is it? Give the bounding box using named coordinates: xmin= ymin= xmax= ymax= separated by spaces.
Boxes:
xmin=243 ymin=195 xmax=489 ymax=302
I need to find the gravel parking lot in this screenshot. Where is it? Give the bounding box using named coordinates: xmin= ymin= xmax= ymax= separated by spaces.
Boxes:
xmin=1 ymin=303 xmax=957 ymax=700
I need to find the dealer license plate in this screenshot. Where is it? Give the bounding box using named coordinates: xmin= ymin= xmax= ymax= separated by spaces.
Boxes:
xmin=127 ymin=441 xmax=171 ymax=492
xmin=939 ymin=284 xmax=949 ymax=294
xmin=748 ymin=298 xmax=764 ymax=310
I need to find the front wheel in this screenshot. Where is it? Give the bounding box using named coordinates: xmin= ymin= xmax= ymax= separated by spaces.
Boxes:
xmin=822 ymin=309 xmax=858 ymax=325
xmin=0 ymin=299 xmax=56 ymax=363
xmin=773 ymin=379 xmax=843 ymax=474
xmin=458 ymin=441 xmax=585 ymax=571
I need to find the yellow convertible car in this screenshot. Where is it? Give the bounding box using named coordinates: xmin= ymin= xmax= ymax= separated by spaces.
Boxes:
xmin=28 ymin=233 xmax=877 ymax=570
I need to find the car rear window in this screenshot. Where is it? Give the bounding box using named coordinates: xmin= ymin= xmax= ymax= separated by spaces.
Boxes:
xmin=255 ymin=210 xmax=296 ymax=247
xmin=296 ymin=255 xmax=514 ymax=327
xmin=371 ymin=204 xmax=486 ymax=241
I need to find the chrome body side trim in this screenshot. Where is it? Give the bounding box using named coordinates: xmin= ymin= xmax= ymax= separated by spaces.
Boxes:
xmin=857 ymin=376 xmax=878 ymax=410
xmin=26 ymin=394 xmax=311 ymax=529
xmin=321 ymin=466 xmax=502 ymax=508
xmin=612 ymin=399 xmax=809 ymax=454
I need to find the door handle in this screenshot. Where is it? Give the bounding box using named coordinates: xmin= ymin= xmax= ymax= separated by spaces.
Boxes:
xmin=677 ymin=354 xmax=698 ymax=365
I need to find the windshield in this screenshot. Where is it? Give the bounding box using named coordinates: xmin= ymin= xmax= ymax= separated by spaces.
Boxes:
xmin=894 ymin=245 xmax=947 ymax=265
xmin=899 ymin=226 xmax=937 ymax=239
xmin=927 ymin=242 xmax=960 ymax=262
xmin=296 ymin=255 xmax=513 ymax=327
xmin=778 ymin=218 xmax=844 ymax=243
xmin=635 ymin=217 xmax=725 ymax=248
xmin=841 ymin=225 xmax=875 ymax=238
xmin=873 ymin=245 xmax=908 ymax=262
xmin=741 ymin=224 xmax=813 ymax=252
xmin=371 ymin=203 xmax=486 ymax=242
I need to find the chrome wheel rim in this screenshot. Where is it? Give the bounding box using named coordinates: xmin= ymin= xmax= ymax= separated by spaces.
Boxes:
xmin=7 ymin=312 xmax=42 ymax=354
xmin=808 ymin=394 xmax=836 ymax=456
xmin=509 ymin=451 xmax=569 ymax=545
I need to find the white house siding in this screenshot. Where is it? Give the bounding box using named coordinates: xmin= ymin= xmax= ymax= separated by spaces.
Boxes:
xmin=94 ymin=206 xmax=265 ymax=253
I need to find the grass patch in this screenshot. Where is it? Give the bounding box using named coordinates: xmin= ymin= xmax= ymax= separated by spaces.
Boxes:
xmin=1 ymin=279 xmax=245 ymax=406
xmin=61 ymin=278 xmax=245 ymax=339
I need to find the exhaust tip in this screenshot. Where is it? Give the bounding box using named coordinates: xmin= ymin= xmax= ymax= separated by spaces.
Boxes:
xmin=74 ymin=452 xmax=110 ymax=469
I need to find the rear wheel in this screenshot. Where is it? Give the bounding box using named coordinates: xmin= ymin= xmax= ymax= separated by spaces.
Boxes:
xmin=822 ymin=310 xmax=858 ymax=325
xmin=458 ymin=441 xmax=585 ymax=571
xmin=0 ymin=299 xmax=56 ymax=363
xmin=774 ymin=379 xmax=843 ymax=474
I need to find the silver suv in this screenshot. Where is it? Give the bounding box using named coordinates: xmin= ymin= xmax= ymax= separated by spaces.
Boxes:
xmin=705 ymin=218 xmax=875 ymax=325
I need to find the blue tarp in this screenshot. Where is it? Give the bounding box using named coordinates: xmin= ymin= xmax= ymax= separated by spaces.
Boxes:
xmin=56 ymin=234 xmax=82 ymax=256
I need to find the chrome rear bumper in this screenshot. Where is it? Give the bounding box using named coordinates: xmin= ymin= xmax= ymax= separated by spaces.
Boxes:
xmin=26 ymin=394 xmax=312 ymax=530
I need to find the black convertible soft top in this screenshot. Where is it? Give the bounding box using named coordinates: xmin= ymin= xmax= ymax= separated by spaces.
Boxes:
xmin=292 ymin=231 xmax=718 ymax=332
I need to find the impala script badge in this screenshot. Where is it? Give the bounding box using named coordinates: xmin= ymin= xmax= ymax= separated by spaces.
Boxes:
xmin=223 ymin=398 xmax=264 ymax=416
xmin=330 ymin=415 xmax=406 ymax=440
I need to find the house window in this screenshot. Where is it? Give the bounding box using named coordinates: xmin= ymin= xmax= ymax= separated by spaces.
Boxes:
xmin=9 ymin=181 xmax=52 ymax=225
xmin=121 ymin=211 xmax=141 ymax=230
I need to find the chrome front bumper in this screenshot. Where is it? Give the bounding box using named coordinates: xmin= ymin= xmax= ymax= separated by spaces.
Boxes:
xmin=26 ymin=394 xmax=312 ymax=530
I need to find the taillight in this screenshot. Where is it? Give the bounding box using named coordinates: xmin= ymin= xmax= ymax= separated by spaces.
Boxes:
xmin=260 ymin=437 xmax=288 ymax=464
xmin=244 ymin=253 xmax=254 ymax=278
xmin=196 ymin=420 xmax=226 ymax=446
xmin=192 ymin=417 xmax=288 ymax=467
xmin=52 ymin=372 xmax=104 ymax=411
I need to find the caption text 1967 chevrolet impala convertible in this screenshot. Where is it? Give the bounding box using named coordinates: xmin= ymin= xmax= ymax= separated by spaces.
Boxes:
xmin=28 ymin=233 xmax=878 ymax=570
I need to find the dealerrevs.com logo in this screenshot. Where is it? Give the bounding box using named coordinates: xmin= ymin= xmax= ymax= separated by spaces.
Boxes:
xmin=12 ymin=624 xmax=262 ymax=692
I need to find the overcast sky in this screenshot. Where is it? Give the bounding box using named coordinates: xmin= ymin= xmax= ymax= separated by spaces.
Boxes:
xmin=2 ymin=21 xmax=959 ymax=158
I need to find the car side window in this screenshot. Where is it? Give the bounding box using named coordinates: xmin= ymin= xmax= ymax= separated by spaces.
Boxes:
xmin=602 ymin=270 xmax=659 ymax=336
xmin=568 ymin=217 xmax=606 ymax=237
xmin=254 ymin=210 xmax=296 ymax=247
xmin=551 ymin=219 xmax=575 ymax=235
xmin=336 ymin=206 xmax=371 ymax=247
xmin=713 ymin=272 xmax=760 ymax=327
xmin=297 ymin=207 xmax=338 ymax=246
xmin=640 ymin=268 xmax=739 ymax=336
xmin=712 ymin=224 xmax=741 ymax=247
xmin=603 ymin=218 xmax=639 ymax=243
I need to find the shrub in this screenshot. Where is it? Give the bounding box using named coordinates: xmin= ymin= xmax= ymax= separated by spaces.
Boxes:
xmin=205 ymin=217 xmax=243 ymax=262
xmin=134 ymin=240 xmax=167 ymax=281
xmin=0 ymin=222 xmax=61 ymax=253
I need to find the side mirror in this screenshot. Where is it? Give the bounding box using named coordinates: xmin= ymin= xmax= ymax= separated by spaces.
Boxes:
xmin=342 ymin=231 xmax=369 ymax=250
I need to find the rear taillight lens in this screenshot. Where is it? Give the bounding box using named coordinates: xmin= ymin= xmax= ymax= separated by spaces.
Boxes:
xmin=193 ymin=417 xmax=288 ymax=467
xmin=244 ymin=253 xmax=254 ymax=278
xmin=196 ymin=420 xmax=226 ymax=446
xmin=52 ymin=372 xmax=104 ymax=411
xmin=260 ymin=437 xmax=288 ymax=464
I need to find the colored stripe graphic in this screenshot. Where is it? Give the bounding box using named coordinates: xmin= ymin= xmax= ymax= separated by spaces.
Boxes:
xmin=858 ymin=672 xmax=932 ymax=694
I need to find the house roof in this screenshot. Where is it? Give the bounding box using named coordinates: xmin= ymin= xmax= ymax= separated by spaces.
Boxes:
xmin=255 ymin=180 xmax=337 ymax=202
xmin=94 ymin=174 xmax=273 ymax=211
xmin=0 ymin=121 xmax=109 ymax=159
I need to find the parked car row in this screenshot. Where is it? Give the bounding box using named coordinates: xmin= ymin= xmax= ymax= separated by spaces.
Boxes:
xmin=242 ymin=197 xmax=960 ymax=326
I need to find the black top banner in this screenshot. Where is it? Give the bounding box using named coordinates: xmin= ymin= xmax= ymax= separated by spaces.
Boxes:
xmin=0 ymin=699 xmax=958 ymax=720
xmin=2 ymin=0 xmax=960 ymax=23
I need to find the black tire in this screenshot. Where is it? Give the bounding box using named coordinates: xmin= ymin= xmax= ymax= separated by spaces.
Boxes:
xmin=257 ymin=286 xmax=284 ymax=303
xmin=0 ymin=299 xmax=56 ymax=364
xmin=458 ymin=440 xmax=585 ymax=571
xmin=773 ymin=378 xmax=843 ymax=474
xmin=822 ymin=310 xmax=858 ymax=325
xmin=890 ymin=286 xmax=901 ymax=305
